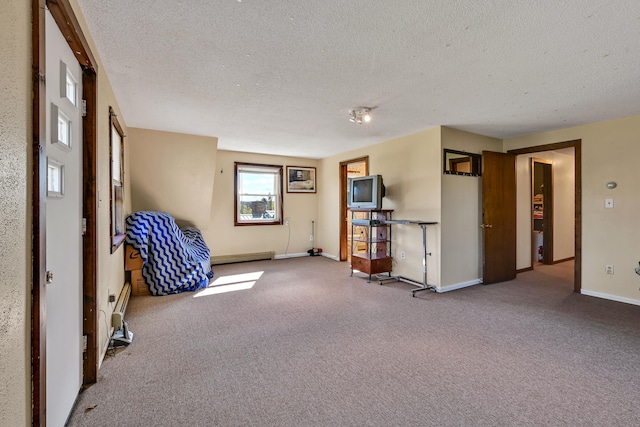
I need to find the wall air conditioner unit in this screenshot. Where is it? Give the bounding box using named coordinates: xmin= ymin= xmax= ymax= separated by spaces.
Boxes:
xmin=111 ymin=282 xmax=133 ymax=346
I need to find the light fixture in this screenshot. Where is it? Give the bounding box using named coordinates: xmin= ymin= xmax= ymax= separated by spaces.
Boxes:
xmin=349 ymin=107 xmax=372 ymax=124
xmin=606 ymin=181 xmax=617 ymax=189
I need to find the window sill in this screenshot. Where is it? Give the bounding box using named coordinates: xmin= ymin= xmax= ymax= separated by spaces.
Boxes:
xmin=111 ymin=234 xmax=125 ymax=253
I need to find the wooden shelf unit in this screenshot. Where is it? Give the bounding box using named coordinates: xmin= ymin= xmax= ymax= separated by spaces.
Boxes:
xmin=350 ymin=209 xmax=393 ymax=282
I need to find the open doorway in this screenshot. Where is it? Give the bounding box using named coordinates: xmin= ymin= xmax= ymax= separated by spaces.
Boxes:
xmin=339 ymin=157 xmax=368 ymax=261
xmin=508 ymin=140 xmax=580 ymax=292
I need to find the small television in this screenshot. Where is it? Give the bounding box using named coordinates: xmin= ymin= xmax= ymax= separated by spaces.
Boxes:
xmin=348 ymin=175 xmax=385 ymax=210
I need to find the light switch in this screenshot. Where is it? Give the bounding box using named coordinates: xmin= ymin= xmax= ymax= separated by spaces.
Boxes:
xmin=605 ymin=198 xmax=614 ymax=208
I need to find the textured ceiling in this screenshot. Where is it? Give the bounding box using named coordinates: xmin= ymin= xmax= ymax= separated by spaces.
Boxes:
xmin=76 ymin=1 xmax=640 ymax=159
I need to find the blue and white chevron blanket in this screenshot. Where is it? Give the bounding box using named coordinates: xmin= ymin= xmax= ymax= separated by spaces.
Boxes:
xmin=125 ymin=211 xmax=213 ymax=296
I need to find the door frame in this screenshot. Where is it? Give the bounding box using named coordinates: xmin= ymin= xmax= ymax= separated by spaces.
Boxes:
xmin=508 ymin=140 xmax=581 ymax=292
xmin=32 ymin=0 xmax=99 ymax=424
xmin=339 ymin=157 xmax=369 ymax=261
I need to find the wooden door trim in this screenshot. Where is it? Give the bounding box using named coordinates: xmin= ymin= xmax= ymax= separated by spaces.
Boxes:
xmin=82 ymin=69 xmax=99 ymax=387
xmin=47 ymin=0 xmax=97 ymax=69
xmin=541 ymin=161 xmax=554 ymax=264
xmin=31 ymin=2 xmax=46 ymax=424
xmin=339 ymin=157 xmax=369 ymax=261
xmin=32 ymin=0 xmax=99 ymax=423
xmin=531 ymin=158 xmax=554 ymax=266
xmin=508 ymin=139 xmax=581 ymax=293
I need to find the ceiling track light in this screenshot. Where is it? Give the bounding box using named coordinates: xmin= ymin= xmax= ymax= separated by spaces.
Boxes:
xmin=349 ymin=107 xmax=372 ymax=124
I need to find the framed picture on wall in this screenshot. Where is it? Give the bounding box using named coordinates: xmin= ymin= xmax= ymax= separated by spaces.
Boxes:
xmin=286 ymin=166 xmax=316 ymax=193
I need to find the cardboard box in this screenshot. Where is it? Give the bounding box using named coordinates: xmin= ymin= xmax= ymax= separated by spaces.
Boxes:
xmin=125 ymin=245 xmax=144 ymax=271
xmin=130 ymin=269 xmax=151 ymax=296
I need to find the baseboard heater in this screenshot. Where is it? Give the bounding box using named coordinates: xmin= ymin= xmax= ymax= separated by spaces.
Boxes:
xmin=211 ymin=251 xmax=275 ymax=265
xmin=111 ymin=282 xmax=133 ymax=346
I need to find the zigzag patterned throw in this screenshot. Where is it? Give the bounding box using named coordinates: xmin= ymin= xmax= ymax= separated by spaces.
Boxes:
xmin=125 ymin=211 xmax=213 ymax=295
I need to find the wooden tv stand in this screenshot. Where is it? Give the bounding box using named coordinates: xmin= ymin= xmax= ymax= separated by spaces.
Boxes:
xmin=350 ymin=209 xmax=393 ymax=282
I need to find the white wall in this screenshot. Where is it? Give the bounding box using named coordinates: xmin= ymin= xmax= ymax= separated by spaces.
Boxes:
xmin=515 ymin=148 xmax=575 ymax=270
xmin=440 ymin=127 xmax=502 ymax=288
xmin=505 ymin=114 xmax=640 ymax=304
xmin=551 ymin=149 xmax=576 ymax=260
xmin=0 ymin=1 xmax=31 ymax=424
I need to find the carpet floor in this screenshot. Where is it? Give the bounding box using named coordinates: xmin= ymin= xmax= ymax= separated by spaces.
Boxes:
xmin=67 ymin=257 xmax=640 ymax=426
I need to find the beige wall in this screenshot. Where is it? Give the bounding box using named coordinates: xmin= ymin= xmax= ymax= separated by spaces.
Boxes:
xmin=505 ymin=114 xmax=640 ymax=303
xmin=515 ymin=149 xmax=575 ymax=270
xmin=0 ymin=1 xmax=31 ymax=424
xmin=3 ymin=4 xmax=638 ymax=424
xmin=208 ymin=150 xmax=319 ymax=257
xmin=62 ymin=0 xmax=133 ymax=364
xmin=96 ymin=82 xmax=129 ymax=360
xmin=319 ymin=128 xmax=442 ymax=285
xmin=441 ymin=127 xmax=502 ymax=288
xmin=127 ymin=136 xmax=319 ymax=260
xmin=128 ymin=128 xmax=218 ymax=231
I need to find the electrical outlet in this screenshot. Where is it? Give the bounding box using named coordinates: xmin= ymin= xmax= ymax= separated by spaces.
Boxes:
xmin=605 ymin=265 xmax=614 ymax=275
xmin=310 ymin=235 xmax=314 ymax=241
xmin=400 ymin=251 xmax=406 ymax=259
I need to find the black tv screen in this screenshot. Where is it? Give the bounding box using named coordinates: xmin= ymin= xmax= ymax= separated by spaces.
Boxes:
xmin=353 ymin=180 xmax=373 ymax=203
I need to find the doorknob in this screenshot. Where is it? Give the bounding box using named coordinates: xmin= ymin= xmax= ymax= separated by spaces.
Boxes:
xmin=46 ymin=271 xmax=54 ymax=284
xmin=480 ymin=224 xmax=493 ymax=229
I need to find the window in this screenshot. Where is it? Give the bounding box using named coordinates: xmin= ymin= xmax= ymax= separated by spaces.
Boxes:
xmin=61 ymin=61 xmax=78 ymax=106
xmin=50 ymin=103 xmax=72 ymax=150
xmin=46 ymin=157 xmax=64 ymax=198
xmin=110 ymin=107 xmax=125 ymax=252
xmin=235 ymin=162 xmax=283 ymax=226
xmin=57 ymin=110 xmax=71 ymax=146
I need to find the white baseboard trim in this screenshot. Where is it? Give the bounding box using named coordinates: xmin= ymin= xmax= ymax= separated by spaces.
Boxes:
xmin=580 ymin=289 xmax=640 ymax=307
xmin=274 ymin=252 xmax=340 ymax=261
xmin=274 ymin=252 xmax=308 ymax=259
xmin=211 ymin=251 xmax=274 ymax=265
xmin=437 ymin=279 xmax=482 ymax=293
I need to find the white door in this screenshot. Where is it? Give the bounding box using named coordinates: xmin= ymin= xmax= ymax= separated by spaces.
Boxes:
xmin=45 ymin=10 xmax=83 ymax=427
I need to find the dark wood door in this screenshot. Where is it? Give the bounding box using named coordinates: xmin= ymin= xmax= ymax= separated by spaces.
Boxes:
xmin=482 ymin=151 xmax=517 ymax=284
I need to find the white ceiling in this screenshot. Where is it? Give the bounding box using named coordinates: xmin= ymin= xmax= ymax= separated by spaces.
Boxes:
xmin=76 ymin=1 xmax=640 ymax=159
